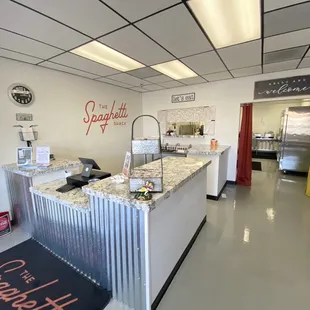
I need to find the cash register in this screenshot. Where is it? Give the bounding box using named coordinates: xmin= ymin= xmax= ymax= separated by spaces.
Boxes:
xmin=56 ymin=157 xmax=111 ymax=193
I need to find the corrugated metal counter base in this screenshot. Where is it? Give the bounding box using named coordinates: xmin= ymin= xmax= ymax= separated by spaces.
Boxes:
xmin=31 ymin=192 xmax=147 ymax=310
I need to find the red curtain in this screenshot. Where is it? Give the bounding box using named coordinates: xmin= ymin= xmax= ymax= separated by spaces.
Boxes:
xmin=237 ymin=103 xmax=253 ymax=186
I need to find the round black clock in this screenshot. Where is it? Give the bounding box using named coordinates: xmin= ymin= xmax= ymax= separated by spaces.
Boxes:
xmin=8 ymin=84 xmax=34 ymax=107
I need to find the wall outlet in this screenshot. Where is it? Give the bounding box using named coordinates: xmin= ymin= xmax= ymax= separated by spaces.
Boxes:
xmin=16 ymin=113 xmax=33 ymax=121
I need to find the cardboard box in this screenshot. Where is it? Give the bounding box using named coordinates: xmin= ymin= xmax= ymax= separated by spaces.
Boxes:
xmin=0 ymin=212 xmax=12 ymax=238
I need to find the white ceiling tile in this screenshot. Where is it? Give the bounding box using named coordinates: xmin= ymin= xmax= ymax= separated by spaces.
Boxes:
xmin=217 ymin=40 xmax=261 ymax=70
xmin=127 ymin=67 xmax=161 ymax=79
xmin=263 ymin=59 xmax=299 ymax=73
xmin=99 ymin=26 xmax=174 ymax=66
xmin=178 ymin=76 xmax=207 ymax=85
xmin=103 ymin=0 xmax=180 ymax=22
xmin=0 ymin=48 xmax=41 ymax=64
xmin=50 ymin=53 xmax=120 ymax=76
xmin=39 ymin=61 xmax=100 ymax=79
xmin=14 ymin=0 xmax=127 ymax=38
xmin=96 ymin=77 xmax=133 ymax=88
xmin=299 ymin=57 xmax=310 ymax=68
xmin=0 ymin=1 xmax=89 ymax=50
xmin=203 ymin=71 xmax=232 ymax=82
xmin=131 ymin=87 xmax=148 ymax=93
xmin=307 ymin=49 xmax=310 ymax=57
xmin=145 ymin=75 xmax=173 ymax=83
xmin=136 ymin=5 xmax=212 ymax=58
xmin=231 ymin=65 xmax=262 ymax=78
xmin=143 ymin=84 xmax=165 ymax=91
xmin=264 ymin=2 xmax=310 ymax=37
xmin=181 ymin=51 xmax=226 ymax=75
xmin=264 ymin=28 xmax=310 ymax=52
xmin=0 ymin=29 xmax=62 ymax=59
xmin=108 ymin=73 xmax=150 ymax=86
xmin=158 ymin=81 xmax=184 ymax=88
xmin=264 ymin=0 xmax=307 ymax=12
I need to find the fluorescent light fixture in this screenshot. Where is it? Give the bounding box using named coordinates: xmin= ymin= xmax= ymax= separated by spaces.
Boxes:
xmin=151 ymin=60 xmax=197 ymax=80
xmin=188 ymin=0 xmax=261 ymax=49
xmin=71 ymin=41 xmax=145 ymax=72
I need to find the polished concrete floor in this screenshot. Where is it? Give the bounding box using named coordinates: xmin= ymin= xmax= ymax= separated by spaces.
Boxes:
xmin=1 ymin=170 xmax=309 ymax=310
xmin=157 ymin=170 xmax=309 ymax=310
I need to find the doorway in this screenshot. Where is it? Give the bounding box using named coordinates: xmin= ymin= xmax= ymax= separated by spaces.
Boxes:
xmin=237 ymin=98 xmax=310 ymax=185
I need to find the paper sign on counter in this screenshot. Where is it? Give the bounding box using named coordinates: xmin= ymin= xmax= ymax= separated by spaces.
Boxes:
xmin=36 ymin=146 xmax=50 ymax=165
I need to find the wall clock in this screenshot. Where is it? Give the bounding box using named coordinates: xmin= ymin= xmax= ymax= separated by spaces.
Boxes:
xmin=8 ymin=83 xmax=35 ymax=107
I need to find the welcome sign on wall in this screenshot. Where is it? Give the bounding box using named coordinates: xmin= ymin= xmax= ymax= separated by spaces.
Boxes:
xmin=83 ymin=100 xmax=128 ymax=135
xmin=254 ymin=75 xmax=310 ymax=99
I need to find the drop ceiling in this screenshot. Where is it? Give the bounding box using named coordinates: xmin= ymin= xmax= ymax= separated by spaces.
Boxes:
xmin=0 ymin=0 xmax=310 ymax=93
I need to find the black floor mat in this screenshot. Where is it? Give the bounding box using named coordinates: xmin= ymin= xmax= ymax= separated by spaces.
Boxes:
xmin=252 ymin=161 xmax=262 ymax=171
xmin=0 ymin=239 xmax=111 ymax=309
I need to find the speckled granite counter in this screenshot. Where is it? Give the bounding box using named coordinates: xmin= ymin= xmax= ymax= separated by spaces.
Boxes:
xmin=29 ymin=156 xmax=210 ymax=309
xmin=188 ymin=145 xmax=231 ymax=156
xmin=83 ymin=157 xmax=211 ymax=212
xmin=1 ymin=159 xmax=81 ymax=177
xmin=30 ymin=179 xmax=89 ymax=210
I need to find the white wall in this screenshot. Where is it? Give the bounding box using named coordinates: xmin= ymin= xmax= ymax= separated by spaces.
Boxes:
xmin=253 ymin=101 xmax=301 ymax=135
xmin=142 ymin=67 xmax=310 ymax=181
xmin=0 ymin=58 xmax=142 ymax=212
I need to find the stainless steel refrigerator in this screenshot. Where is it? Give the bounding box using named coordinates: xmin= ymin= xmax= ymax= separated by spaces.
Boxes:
xmin=279 ymin=106 xmax=310 ymax=173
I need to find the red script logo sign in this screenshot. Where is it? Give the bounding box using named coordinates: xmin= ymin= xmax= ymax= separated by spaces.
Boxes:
xmin=83 ymin=100 xmax=128 ymax=135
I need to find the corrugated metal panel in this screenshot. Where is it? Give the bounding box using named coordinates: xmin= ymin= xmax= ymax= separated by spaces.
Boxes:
xmin=5 ymin=171 xmax=34 ymax=232
xmin=31 ymin=192 xmax=148 ymax=310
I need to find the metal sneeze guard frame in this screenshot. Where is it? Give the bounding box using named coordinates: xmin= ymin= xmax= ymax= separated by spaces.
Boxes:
xmin=31 ymin=192 xmax=151 ymax=310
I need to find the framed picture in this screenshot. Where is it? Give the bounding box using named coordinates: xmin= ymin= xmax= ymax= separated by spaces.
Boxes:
xmin=17 ymin=147 xmax=32 ymax=166
xmin=122 ymin=151 xmax=131 ymax=177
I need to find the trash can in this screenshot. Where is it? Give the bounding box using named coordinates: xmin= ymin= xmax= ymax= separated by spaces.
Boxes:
xmin=0 ymin=212 xmax=12 ymax=238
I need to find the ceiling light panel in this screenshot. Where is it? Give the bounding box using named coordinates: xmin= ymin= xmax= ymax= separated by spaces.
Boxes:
xmin=71 ymin=41 xmax=145 ymax=72
xmin=151 ymin=60 xmax=197 ymax=80
xmin=51 ymin=52 xmax=119 ymax=76
xmin=188 ymin=0 xmax=261 ymax=48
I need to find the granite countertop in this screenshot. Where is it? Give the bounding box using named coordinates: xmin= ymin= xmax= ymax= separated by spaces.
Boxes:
xmin=30 ymin=179 xmax=89 ymax=211
xmin=83 ymin=157 xmax=211 ymax=212
xmin=188 ymin=145 xmax=231 ymax=156
xmin=1 ymin=159 xmax=81 ymax=177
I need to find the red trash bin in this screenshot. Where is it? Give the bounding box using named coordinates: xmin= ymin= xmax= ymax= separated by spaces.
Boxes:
xmin=0 ymin=212 xmax=12 ymax=238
